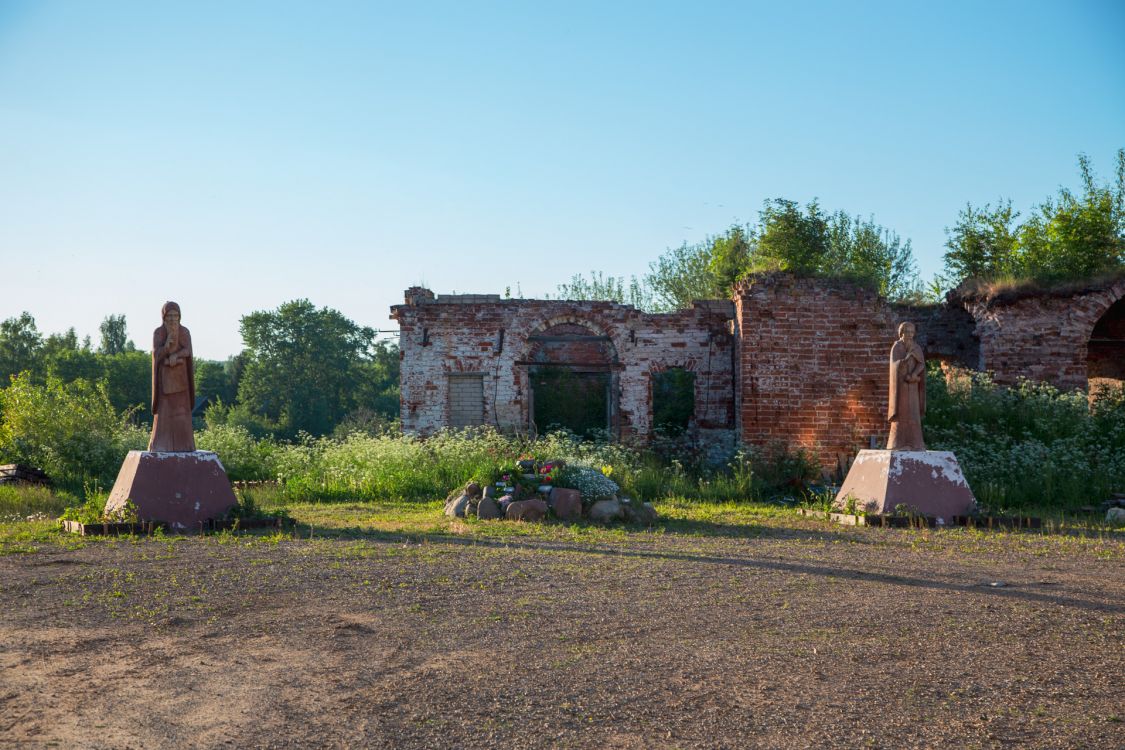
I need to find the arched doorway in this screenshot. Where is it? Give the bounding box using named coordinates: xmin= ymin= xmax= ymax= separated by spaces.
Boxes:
xmin=1088 ymin=295 xmax=1125 ymax=389
xmin=521 ymin=321 xmax=619 ymax=438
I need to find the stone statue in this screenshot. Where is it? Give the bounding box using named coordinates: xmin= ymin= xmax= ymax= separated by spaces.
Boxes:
xmin=887 ymin=321 xmax=925 ymax=451
xmin=148 ymin=301 xmax=196 ymax=452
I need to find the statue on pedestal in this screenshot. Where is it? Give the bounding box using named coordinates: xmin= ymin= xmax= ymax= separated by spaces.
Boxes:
xmin=148 ymin=301 xmax=196 ymax=452
xmin=887 ymin=322 xmax=925 ymax=451
xmin=106 ymin=301 xmax=236 ymax=529
xmin=833 ymin=322 xmax=975 ymax=522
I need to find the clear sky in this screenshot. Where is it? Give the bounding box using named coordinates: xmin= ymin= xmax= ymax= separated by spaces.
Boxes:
xmin=2 ymin=0 xmax=1123 ymax=359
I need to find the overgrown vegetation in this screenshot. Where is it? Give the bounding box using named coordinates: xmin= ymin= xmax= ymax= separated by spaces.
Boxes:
xmin=0 ymin=373 xmax=147 ymax=489
xmin=558 ymin=150 xmax=1124 ymax=309
xmin=1 ymin=361 xmax=1121 ymax=515
xmin=558 ymin=198 xmax=920 ymax=310
xmin=926 ymin=366 xmax=1125 ymax=509
xmin=943 ymin=149 xmax=1124 ymax=290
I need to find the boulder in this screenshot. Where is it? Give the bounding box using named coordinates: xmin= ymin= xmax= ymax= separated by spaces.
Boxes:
xmin=588 ymin=498 xmax=623 ymax=523
xmin=1107 ymin=507 xmax=1125 ymax=525
xmin=506 ymin=498 xmax=547 ymax=522
xmin=444 ymin=493 xmax=470 ymax=518
xmin=477 ymin=497 xmax=501 ymax=520
xmin=549 ymin=488 xmax=583 ymax=521
xmin=622 ymin=499 xmax=657 ymax=526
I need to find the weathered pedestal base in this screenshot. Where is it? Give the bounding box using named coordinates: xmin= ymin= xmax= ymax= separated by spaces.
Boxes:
xmin=106 ymin=451 xmax=237 ymax=530
xmin=834 ymin=450 xmax=976 ymax=523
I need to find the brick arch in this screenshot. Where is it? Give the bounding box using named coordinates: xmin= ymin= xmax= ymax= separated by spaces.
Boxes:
xmin=516 ymin=312 xmax=626 ymax=366
xmin=1079 ymin=279 xmax=1125 ymax=335
xmin=1085 ymin=279 xmax=1125 ymax=388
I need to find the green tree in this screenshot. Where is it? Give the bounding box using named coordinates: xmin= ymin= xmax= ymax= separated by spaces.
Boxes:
xmin=102 ymin=351 xmax=151 ymax=421
xmin=98 ymin=314 xmax=134 ymax=355
xmin=0 ymin=313 xmax=43 ymax=382
xmin=706 ymin=224 xmax=755 ymax=296
xmin=195 ymin=359 xmax=236 ymax=409
xmin=943 ymin=201 xmax=1021 ymax=282
xmin=753 ymin=199 xmax=830 ymax=275
xmin=748 ymin=200 xmax=919 ymax=299
xmin=42 ymin=328 xmax=80 ymax=360
xmin=823 ymin=212 xmax=918 ymax=299
xmin=235 ymin=299 xmax=377 ymax=437
xmin=645 ymin=240 xmax=726 ymax=310
xmin=555 ymin=270 xmax=655 ymax=309
xmin=354 ymin=339 xmax=401 ymax=418
xmin=46 ymin=348 xmax=102 ymax=384
xmin=943 ymin=149 xmax=1125 ymax=286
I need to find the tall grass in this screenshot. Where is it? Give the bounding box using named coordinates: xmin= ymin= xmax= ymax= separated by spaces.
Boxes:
xmin=926 ymin=370 xmax=1125 ymax=510
xmin=0 ymin=484 xmax=80 ymax=522
xmin=4 ymin=368 xmax=1122 ymax=514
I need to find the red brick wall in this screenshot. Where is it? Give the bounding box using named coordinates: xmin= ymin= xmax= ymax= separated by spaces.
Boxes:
xmin=391 ymin=276 xmax=1125 ymax=471
xmin=963 ymin=279 xmax=1125 ymax=390
xmin=734 ymin=274 xmax=903 ymax=473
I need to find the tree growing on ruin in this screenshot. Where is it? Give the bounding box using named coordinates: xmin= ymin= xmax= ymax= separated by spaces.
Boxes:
xmin=944 ymin=149 xmax=1125 ymax=288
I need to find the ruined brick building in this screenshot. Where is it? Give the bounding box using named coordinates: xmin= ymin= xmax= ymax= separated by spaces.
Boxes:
xmin=391 ymin=273 xmax=1125 ymax=472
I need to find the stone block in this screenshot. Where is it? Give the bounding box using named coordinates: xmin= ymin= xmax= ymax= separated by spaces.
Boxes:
xmin=588 ymin=497 xmax=623 ymax=523
xmin=834 ymin=450 xmax=976 ymax=523
xmin=444 ymin=493 xmax=470 ymax=518
xmin=505 ymin=498 xmax=547 ymax=522
xmin=477 ymin=497 xmax=500 ymax=520
xmin=549 ymin=488 xmax=582 ymax=521
xmin=105 ymin=451 xmax=237 ymax=530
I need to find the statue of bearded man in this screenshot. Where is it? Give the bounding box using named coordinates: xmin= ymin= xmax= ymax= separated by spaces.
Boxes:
xmin=887 ymin=321 xmax=926 ymax=451
xmin=148 ymin=301 xmax=196 ymax=452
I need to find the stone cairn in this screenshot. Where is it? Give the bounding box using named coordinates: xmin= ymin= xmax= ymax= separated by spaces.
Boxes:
xmin=443 ymin=459 xmax=657 ymax=525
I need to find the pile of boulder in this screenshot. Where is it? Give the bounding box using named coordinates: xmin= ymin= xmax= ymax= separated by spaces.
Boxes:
xmin=443 ymin=462 xmax=657 ymax=526
xmin=1105 ymin=493 xmax=1125 ymax=525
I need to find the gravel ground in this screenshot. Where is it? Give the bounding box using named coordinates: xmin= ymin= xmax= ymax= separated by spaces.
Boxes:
xmin=1 ymin=524 xmax=1122 ymax=749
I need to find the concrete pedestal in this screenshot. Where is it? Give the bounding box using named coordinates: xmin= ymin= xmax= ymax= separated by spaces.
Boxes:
xmin=834 ymin=450 xmax=976 ymax=523
xmin=105 ymin=451 xmax=237 ymax=530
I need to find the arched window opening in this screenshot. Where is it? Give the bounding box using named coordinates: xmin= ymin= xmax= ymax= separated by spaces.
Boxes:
xmin=1088 ymin=296 xmax=1125 ymax=390
xmin=524 ymin=321 xmax=618 ymax=439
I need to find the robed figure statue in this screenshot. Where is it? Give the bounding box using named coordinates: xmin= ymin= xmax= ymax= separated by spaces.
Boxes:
xmin=148 ymin=301 xmax=196 ymax=452
xmin=887 ymin=321 xmax=926 ymax=451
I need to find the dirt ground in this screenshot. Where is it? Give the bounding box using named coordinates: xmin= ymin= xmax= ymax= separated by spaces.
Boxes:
xmin=1 ymin=522 xmax=1122 ymax=749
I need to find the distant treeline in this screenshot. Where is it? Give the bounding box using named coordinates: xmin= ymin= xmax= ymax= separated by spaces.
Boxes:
xmin=0 ymin=300 xmax=400 ymax=440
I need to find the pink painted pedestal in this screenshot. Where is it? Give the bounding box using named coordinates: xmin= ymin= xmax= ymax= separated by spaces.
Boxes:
xmin=105 ymin=451 xmax=237 ymax=530
xmin=834 ymin=450 xmax=976 ymax=523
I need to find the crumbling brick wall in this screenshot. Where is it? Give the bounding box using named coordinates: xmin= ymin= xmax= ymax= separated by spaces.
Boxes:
xmin=390 ymin=291 xmax=736 ymax=443
xmin=960 ymin=278 xmax=1125 ymax=390
xmin=392 ymin=275 xmax=1123 ymax=474
xmin=734 ymin=274 xmax=902 ymax=474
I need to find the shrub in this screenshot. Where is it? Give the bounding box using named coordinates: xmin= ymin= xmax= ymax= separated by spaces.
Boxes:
xmin=554 ymin=464 xmax=620 ymax=501
xmin=0 ymin=374 xmax=145 ymax=488
xmin=925 ymin=367 xmax=1125 ymax=510
xmin=196 ymin=424 xmax=279 ymax=481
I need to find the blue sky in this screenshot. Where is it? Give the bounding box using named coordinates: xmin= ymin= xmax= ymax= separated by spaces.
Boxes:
xmin=1 ymin=0 xmax=1123 ymax=358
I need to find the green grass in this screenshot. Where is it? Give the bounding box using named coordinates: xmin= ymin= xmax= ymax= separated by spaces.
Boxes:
xmin=0 ymin=484 xmax=79 ymax=522
xmin=3 ymin=479 xmax=1121 ymax=558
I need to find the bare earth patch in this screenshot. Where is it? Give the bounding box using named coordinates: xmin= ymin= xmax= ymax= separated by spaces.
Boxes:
xmin=1 ymin=514 xmax=1122 ymax=749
